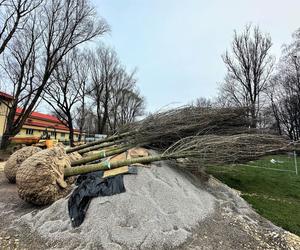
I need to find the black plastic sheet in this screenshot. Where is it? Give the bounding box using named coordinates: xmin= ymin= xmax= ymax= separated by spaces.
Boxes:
xmin=68 ymin=171 xmax=126 ymax=227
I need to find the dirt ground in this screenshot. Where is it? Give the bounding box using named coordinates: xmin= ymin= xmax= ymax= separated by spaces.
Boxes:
xmin=0 ymin=162 xmax=48 ymax=249
xmin=0 ymin=162 xmax=299 ymax=249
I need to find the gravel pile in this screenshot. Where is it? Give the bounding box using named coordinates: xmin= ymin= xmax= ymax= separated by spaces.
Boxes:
xmin=20 ymin=162 xmax=215 ymax=249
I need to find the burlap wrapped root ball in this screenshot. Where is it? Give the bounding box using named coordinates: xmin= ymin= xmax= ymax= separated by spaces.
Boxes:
xmin=68 ymin=151 xmax=82 ymax=161
xmin=65 ymin=152 xmax=82 ymax=185
xmin=4 ymin=146 xmax=42 ymax=183
xmin=16 ymin=147 xmax=73 ymax=206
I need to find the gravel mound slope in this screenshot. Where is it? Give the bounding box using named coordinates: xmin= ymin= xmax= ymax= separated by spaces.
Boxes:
xmin=1 ymin=165 xmax=300 ymax=249
xmin=20 ymin=162 xmax=215 ymax=250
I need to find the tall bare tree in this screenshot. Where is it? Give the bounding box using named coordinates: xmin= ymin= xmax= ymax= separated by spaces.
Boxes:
xmin=0 ymin=0 xmax=42 ymax=55
xmin=89 ymin=45 xmax=119 ymax=134
xmin=74 ymin=52 xmax=90 ymax=142
xmin=0 ymin=15 xmax=41 ymax=147
xmin=220 ymin=25 xmax=275 ymax=128
xmin=108 ymin=68 xmax=145 ymax=131
xmin=43 ymin=50 xmax=84 ymax=146
xmin=0 ymin=0 xmax=109 ymax=149
xmin=86 ymin=46 xmax=145 ymax=134
xmin=267 ymin=28 xmax=300 ymax=140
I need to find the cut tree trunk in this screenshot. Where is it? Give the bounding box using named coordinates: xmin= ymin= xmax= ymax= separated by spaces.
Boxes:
xmin=66 ymin=132 xmax=131 ymax=153
xmin=71 ymin=146 xmax=131 ymax=167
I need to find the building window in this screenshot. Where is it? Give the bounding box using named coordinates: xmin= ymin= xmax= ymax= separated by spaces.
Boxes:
xmin=50 ymin=131 xmax=56 ymax=137
xmin=61 ymin=133 xmax=65 ymax=138
xmin=26 ymin=129 xmax=34 ymax=135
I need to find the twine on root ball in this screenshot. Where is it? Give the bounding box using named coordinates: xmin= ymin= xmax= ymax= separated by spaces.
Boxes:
xmin=16 ymin=147 xmax=72 ymax=206
xmin=4 ymin=146 xmax=42 ymax=183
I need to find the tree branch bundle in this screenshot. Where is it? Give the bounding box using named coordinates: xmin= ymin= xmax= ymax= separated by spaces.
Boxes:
xmin=16 ymin=133 xmax=290 ymax=205
xmin=118 ymin=106 xmax=251 ymax=149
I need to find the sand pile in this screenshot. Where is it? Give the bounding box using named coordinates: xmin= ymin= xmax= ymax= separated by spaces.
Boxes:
xmin=20 ymin=162 xmax=215 ymax=250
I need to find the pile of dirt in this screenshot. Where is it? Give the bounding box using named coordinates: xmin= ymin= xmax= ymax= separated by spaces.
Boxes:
xmin=20 ymin=162 xmax=215 ymax=249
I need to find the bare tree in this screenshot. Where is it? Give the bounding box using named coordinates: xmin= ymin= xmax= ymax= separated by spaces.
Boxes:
xmin=108 ymin=69 xmax=145 ymax=131
xmin=0 ymin=0 xmax=42 ymax=55
xmin=108 ymin=68 xmax=134 ymax=131
xmin=0 ymin=0 xmax=109 ymax=149
xmin=117 ymin=88 xmax=145 ymax=125
xmin=0 ymin=15 xmax=40 ymax=147
xmin=191 ymin=97 xmax=213 ymax=108
xmin=81 ymin=108 xmax=98 ymax=136
xmin=267 ymin=29 xmax=300 ymax=140
xmin=73 ymin=52 xmax=89 ymax=142
xmin=43 ymin=50 xmax=83 ymax=146
xmin=87 ymin=46 xmax=145 ymax=134
xmin=89 ymin=45 xmax=119 ymax=134
xmin=220 ymin=25 xmax=275 ymax=128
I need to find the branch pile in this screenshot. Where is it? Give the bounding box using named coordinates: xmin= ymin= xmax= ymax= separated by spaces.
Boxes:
xmin=120 ymin=106 xmax=251 ymax=149
xmin=164 ymin=134 xmax=289 ymax=166
xmin=9 ymin=106 xmax=294 ymax=205
xmin=17 ymin=133 xmax=290 ymax=205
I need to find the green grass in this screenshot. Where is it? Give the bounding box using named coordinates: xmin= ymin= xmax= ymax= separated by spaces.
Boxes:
xmin=206 ymin=154 xmax=300 ymax=236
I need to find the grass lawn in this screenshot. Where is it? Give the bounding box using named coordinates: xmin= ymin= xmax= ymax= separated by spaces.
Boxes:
xmin=206 ymin=154 xmax=300 ymax=236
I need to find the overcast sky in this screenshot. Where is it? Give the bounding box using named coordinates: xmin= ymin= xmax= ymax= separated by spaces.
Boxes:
xmin=91 ymin=0 xmax=300 ymax=112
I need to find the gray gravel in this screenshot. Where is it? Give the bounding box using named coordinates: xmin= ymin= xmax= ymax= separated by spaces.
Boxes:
xmin=20 ymin=162 xmax=215 ymax=249
xmin=1 ymin=162 xmax=299 ymax=249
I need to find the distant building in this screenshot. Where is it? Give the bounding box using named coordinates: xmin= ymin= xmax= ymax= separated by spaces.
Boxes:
xmin=0 ymin=91 xmax=83 ymax=143
xmin=0 ymin=91 xmax=13 ymax=138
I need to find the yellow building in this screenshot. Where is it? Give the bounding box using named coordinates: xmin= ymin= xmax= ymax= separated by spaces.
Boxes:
xmin=0 ymin=91 xmax=83 ymax=143
xmin=0 ymin=92 xmax=12 ymax=137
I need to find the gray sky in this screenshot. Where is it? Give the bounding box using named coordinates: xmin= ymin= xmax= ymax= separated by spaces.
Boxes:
xmin=91 ymin=0 xmax=300 ymax=112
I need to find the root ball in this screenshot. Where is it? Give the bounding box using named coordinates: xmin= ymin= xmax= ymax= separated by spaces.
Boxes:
xmin=16 ymin=147 xmax=71 ymax=205
xmin=4 ymin=146 xmax=42 ymax=183
xmin=68 ymin=152 xmax=82 ymax=162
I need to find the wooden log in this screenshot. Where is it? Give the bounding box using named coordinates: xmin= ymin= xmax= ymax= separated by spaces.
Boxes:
xmin=71 ymin=146 xmax=132 ymax=167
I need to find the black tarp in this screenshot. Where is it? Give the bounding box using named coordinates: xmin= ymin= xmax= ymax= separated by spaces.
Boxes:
xmin=68 ymin=171 xmax=126 ymax=227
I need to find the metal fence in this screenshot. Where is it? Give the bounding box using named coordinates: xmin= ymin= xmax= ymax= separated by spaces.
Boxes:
xmin=240 ymin=151 xmax=298 ymax=175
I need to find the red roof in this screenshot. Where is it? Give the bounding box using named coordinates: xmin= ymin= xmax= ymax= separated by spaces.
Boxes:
xmin=0 ymin=91 xmax=13 ymax=100
xmin=0 ymin=91 xmax=81 ymax=133
xmin=16 ymin=108 xmax=80 ymax=133
xmin=24 ymin=120 xmax=79 ymax=132
xmin=16 ymin=108 xmax=61 ymax=123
